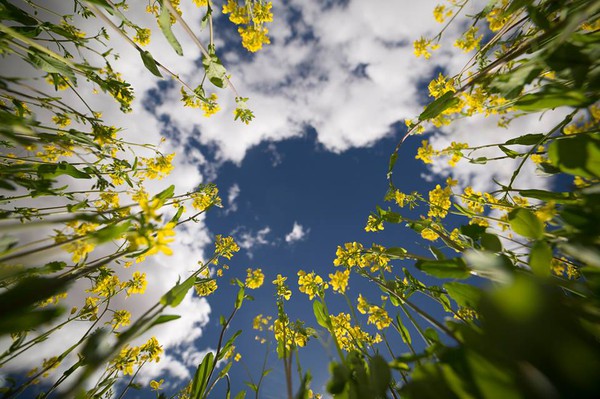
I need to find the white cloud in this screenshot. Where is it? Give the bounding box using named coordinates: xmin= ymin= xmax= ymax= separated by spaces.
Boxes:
xmin=285 ymin=222 xmax=308 ymax=243
xmin=235 ymin=226 xmax=272 ymax=258
xmin=225 ymin=184 xmax=241 ymax=214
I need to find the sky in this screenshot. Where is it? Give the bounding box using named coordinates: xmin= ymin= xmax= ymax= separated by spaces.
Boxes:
xmin=0 ymin=0 xmax=567 ymax=397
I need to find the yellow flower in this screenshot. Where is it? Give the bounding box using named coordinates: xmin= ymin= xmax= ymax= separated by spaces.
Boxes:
xmin=428 ymin=184 xmax=452 ymax=219
xmin=329 ymin=269 xmax=350 ymax=294
xmin=273 ymin=274 xmax=292 ymax=300
xmin=415 ymin=140 xmax=436 ymax=164
xmin=413 ymin=37 xmax=439 ymax=59
xmin=364 ymin=214 xmax=384 ymax=232
xmin=421 ymin=228 xmax=439 ymax=241
xmin=201 ymin=93 xmax=220 ymax=117
xmin=191 ymin=184 xmax=222 ymax=211
xmin=428 ymin=73 xmax=456 ymax=99
xmin=140 ymin=336 xmax=163 ymax=362
xmin=215 ymin=235 xmax=240 ymax=259
xmin=454 ymin=26 xmax=482 ymax=52
xmin=52 ymin=113 xmax=71 ymax=127
xmin=297 ymin=270 xmax=328 ymax=300
xmin=246 ymin=268 xmax=264 ymax=289
xmin=140 ymin=153 xmax=175 ymax=180
xmin=223 ymin=0 xmax=249 ymax=24
xmin=234 ymin=353 xmax=242 ymax=362
xmin=252 ymin=2 xmax=273 ymax=24
xmin=195 ymin=279 xmax=218 ymax=296
xmin=111 ymin=310 xmax=131 ymax=330
xmin=333 ymin=242 xmax=368 ymax=268
xmin=238 ymin=25 xmax=271 ymax=52
xmin=133 ymin=28 xmax=151 ymax=46
xmin=253 ymin=314 xmax=272 ymax=331
xmin=367 ymin=305 xmax=392 ymax=330
xmin=193 ymin=0 xmax=208 ymax=6
xmin=126 ymin=271 xmax=147 ymax=296
xmin=433 ymin=4 xmax=452 ymax=23
xmin=150 ymin=379 xmax=164 ymax=391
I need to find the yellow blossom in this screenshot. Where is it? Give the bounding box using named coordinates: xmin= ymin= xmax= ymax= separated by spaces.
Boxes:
xmin=150 ymin=379 xmax=164 ymax=391
xmin=357 ymin=294 xmax=370 ymax=314
xmin=126 ymin=271 xmax=147 ymax=296
xmin=223 ymin=0 xmax=249 ymax=24
xmin=238 ymin=25 xmax=271 ymax=52
xmin=111 ymin=310 xmax=131 ymax=330
xmin=413 ymin=37 xmax=439 ymax=59
xmin=364 ymin=214 xmax=384 ymax=232
xmin=454 ymin=26 xmax=482 ymax=52
xmin=201 ymin=93 xmax=220 ymax=117
xmin=329 ymin=269 xmax=350 ymax=294
xmin=234 ymin=353 xmax=242 ymax=362
xmin=246 ymin=268 xmax=264 ymax=289
xmin=428 ymin=184 xmax=452 ymax=219
xmin=415 ymin=140 xmax=436 ymax=164
xmin=421 ymin=228 xmax=439 ymax=241
xmin=297 ymin=270 xmax=328 ymax=300
xmin=367 ymin=305 xmax=392 ymax=330
xmin=215 ymin=235 xmax=240 ymax=259
xmin=252 ymin=2 xmax=273 ymax=24
xmin=273 ymin=274 xmax=292 ymax=300
xmin=433 ymin=4 xmax=452 ymax=23
xmin=133 ymin=28 xmax=151 ymax=46
xmin=195 ymin=279 xmax=218 ymax=296
xmin=428 ymin=73 xmax=456 ymax=99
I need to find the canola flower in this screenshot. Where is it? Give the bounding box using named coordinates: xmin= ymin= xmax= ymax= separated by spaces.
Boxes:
xmin=329 ymin=269 xmax=350 ymax=294
xmin=413 ymin=37 xmax=439 ymax=59
xmin=273 ymin=274 xmax=292 ymax=300
xmin=297 ymin=270 xmax=328 ymax=300
xmin=246 ymin=268 xmax=265 ymax=289
xmin=215 ymin=235 xmax=240 ymax=259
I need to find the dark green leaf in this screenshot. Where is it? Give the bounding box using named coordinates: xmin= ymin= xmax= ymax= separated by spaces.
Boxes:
xmin=498 ymin=145 xmax=521 ymax=158
xmin=191 ymin=352 xmax=214 ymax=399
xmin=481 ymin=233 xmax=502 ymax=252
xmin=0 ymin=0 xmax=37 ymax=25
xmin=508 ymin=208 xmax=544 ymax=239
xmin=395 ymin=315 xmax=412 ymax=345
xmin=514 ymin=89 xmax=590 ymax=111
xmin=140 ymin=50 xmax=163 ymax=77
xmin=92 ymin=222 xmax=130 ymax=244
xmin=27 ymin=49 xmax=76 ymax=85
xmin=38 ymin=162 xmax=91 ymax=179
xmin=218 ymin=330 xmax=242 ymax=362
xmin=327 ymin=362 xmax=349 ymax=394
xmin=419 ymin=92 xmax=460 ymax=121
xmin=415 ymin=258 xmax=470 ymax=279
xmin=504 ymin=133 xmax=545 ymax=145
xmin=518 ymin=189 xmax=576 ymax=203
xmin=368 ymin=355 xmax=391 ymax=396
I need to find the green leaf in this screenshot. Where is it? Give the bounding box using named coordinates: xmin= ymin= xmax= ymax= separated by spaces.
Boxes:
xmin=518 ymin=189 xmax=576 ymax=203
xmin=38 ymin=162 xmax=91 ymax=179
xmin=202 ymin=47 xmax=228 ymax=88
xmin=191 ymin=352 xmax=214 ymax=399
xmin=234 ymin=286 xmax=245 ymax=309
xmin=481 ymin=233 xmax=502 ymax=252
xmin=0 ymin=308 xmax=64 ymax=335
xmin=415 ymin=258 xmax=470 ymax=279
xmin=0 ymin=0 xmax=38 ymax=25
xmin=548 ymin=135 xmax=600 ymax=179
xmin=313 ymin=300 xmax=328 ymax=329
xmin=384 ymin=247 xmax=407 ymax=258
xmin=463 ymin=250 xmax=513 ymax=283
xmin=443 ymin=282 xmax=482 ymax=308
xmin=158 ymin=1 xmax=183 ymax=56
xmin=218 ymin=330 xmax=242 ymax=362
xmin=154 ymin=184 xmax=175 ymax=200
xmin=150 ymin=314 xmax=181 ymax=328
xmin=395 ymin=315 xmax=412 ymax=345
xmin=419 ymin=91 xmax=460 ymax=121
xmin=327 ymin=362 xmax=349 ymax=394
xmin=514 ymin=89 xmax=590 ymax=111
xmin=234 ymin=392 xmax=246 ymax=399
xmin=140 ymin=50 xmax=163 ymax=78
xmin=498 ymin=145 xmax=521 ymax=158
xmin=27 ymin=49 xmax=76 ymax=85
xmin=92 ymin=222 xmax=130 ymax=244
xmin=160 ymin=274 xmax=196 ymax=307
xmin=504 ymin=133 xmax=545 ymax=145
xmin=529 ymin=240 xmax=552 ymax=277
xmin=170 ymin=205 xmax=185 ymax=223
xmin=368 ymin=355 xmax=391 ymax=396
xmin=508 ymin=208 xmax=544 ymax=239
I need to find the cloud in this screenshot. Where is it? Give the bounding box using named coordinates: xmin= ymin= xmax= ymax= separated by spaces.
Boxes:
xmin=225 ymin=184 xmax=241 ymax=214
xmin=234 ymin=226 xmax=272 ymax=258
xmin=285 ymin=222 xmax=309 ymax=243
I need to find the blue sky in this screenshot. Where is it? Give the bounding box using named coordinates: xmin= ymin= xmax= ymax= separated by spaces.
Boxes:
xmin=1 ymin=0 xmax=568 ymax=397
